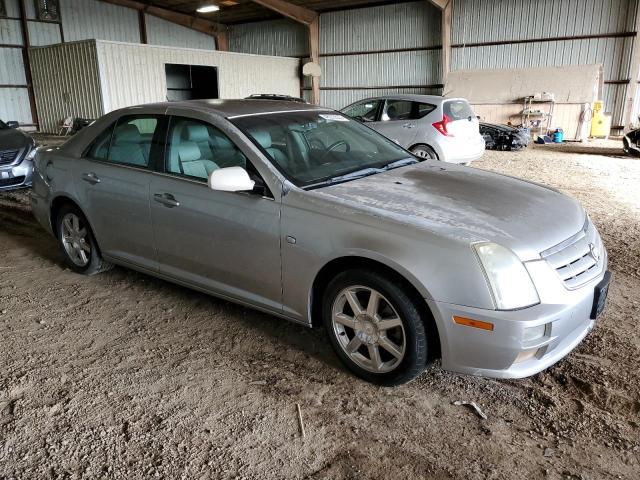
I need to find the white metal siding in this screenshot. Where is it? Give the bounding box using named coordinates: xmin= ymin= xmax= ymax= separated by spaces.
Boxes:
xmin=145 ymin=14 xmax=216 ymax=50
xmin=29 ymin=41 xmax=104 ymax=133
xmin=0 ymin=18 xmax=23 ymax=44
xmin=0 ymin=88 xmax=32 ymax=124
xmin=229 ymin=19 xmax=308 ymax=57
xmin=61 ymin=0 xmax=140 ymax=43
xmin=95 ymin=41 xmax=300 ymax=112
xmin=4 ymin=0 xmax=20 ymax=17
xmin=27 ymin=21 xmax=62 ymax=46
xmin=0 ymin=48 xmax=26 ymax=84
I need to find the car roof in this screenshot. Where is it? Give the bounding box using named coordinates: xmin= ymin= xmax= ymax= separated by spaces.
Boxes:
xmin=119 ymin=99 xmax=327 ymax=118
xmin=343 ymin=94 xmax=466 ymax=108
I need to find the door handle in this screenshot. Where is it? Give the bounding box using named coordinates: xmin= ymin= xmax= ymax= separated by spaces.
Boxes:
xmin=82 ymin=172 xmax=101 ymax=185
xmin=402 ymin=123 xmax=416 ymax=129
xmin=154 ymin=193 xmax=180 ymax=208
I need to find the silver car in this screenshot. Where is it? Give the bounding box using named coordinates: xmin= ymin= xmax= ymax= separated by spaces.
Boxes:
xmin=0 ymin=119 xmax=37 ymax=191
xmin=341 ymin=95 xmax=486 ymax=164
xmin=30 ymin=100 xmax=610 ymax=386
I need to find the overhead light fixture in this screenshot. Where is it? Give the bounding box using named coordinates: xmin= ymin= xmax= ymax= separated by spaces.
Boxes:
xmin=197 ymin=4 xmax=220 ymax=13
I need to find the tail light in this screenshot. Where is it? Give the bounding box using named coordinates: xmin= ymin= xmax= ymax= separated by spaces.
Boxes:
xmin=433 ymin=114 xmax=454 ymax=137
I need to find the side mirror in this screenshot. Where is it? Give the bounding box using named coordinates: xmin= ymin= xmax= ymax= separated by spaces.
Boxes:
xmin=208 ymin=166 xmax=255 ymax=193
xmin=6 ymin=121 xmax=19 ymax=129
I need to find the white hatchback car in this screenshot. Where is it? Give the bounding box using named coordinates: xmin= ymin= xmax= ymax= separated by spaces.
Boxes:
xmin=341 ymin=95 xmax=485 ymax=164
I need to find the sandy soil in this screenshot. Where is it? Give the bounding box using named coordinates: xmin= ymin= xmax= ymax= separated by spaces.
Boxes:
xmin=1 ymin=140 xmax=639 ymax=479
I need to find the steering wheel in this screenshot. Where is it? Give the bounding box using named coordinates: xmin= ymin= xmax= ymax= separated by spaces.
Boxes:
xmin=319 ymin=140 xmax=351 ymax=163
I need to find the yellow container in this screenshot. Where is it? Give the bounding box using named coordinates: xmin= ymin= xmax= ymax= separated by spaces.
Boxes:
xmin=591 ymin=101 xmax=611 ymax=138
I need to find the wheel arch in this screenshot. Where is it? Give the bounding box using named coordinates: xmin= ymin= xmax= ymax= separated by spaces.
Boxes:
xmin=309 ymin=255 xmax=441 ymax=358
xmin=50 ymin=196 xmax=103 ymax=255
xmin=408 ymin=143 xmax=439 ymax=160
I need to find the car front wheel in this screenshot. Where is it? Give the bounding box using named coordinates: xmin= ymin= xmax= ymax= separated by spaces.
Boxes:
xmin=323 ymin=269 xmax=431 ymax=386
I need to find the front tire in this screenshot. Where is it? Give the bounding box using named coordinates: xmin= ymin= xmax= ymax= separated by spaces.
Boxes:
xmin=323 ymin=269 xmax=431 ymax=386
xmin=56 ymin=204 xmax=112 ymax=275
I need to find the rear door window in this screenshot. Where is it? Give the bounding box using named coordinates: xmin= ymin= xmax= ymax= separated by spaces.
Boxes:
xmin=108 ymin=116 xmax=161 ymax=168
xmin=416 ymin=103 xmax=437 ymax=118
xmin=444 ymin=100 xmax=475 ymax=121
xmin=382 ymin=100 xmax=413 ymax=121
xmin=86 ymin=125 xmax=114 ymax=161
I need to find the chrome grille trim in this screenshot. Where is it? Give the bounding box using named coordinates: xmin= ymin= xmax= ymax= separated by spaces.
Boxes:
xmin=0 ymin=149 xmax=20 ymax=166
xmin=541 ymin=217 xmax=605 ymax=290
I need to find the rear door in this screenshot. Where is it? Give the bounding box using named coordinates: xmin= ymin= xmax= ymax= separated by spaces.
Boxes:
xmin=73 ymin=115 xmax=165 ymax=271
xmin=443 ymin=99 xmax=480 ymax=140
xmin=369 ymin=99 xmax=420 ymax=148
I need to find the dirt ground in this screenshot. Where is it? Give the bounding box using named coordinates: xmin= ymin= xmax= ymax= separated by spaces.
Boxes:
xmin=1 ymin=140 xmax=639 ymax=479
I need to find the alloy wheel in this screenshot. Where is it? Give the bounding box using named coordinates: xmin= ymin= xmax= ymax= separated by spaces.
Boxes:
xmin=331 ymin=286 xmax=406 ymax=373
xmin=412 ymin=148 xmax=435 ymax=159
xmin=60 ymin=213 xmax=91 ymax=267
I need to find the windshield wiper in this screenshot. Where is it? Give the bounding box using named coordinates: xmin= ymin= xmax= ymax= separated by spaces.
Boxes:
xmin=382 ymin=157 xmax=418 ymax=171
xmin=306 ymin=167 xmax=382 ymax=189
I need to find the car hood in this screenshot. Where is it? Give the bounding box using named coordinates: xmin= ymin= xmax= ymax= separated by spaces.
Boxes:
xmin=0 ymin=128 xmax=31 ymax=151
xmin=315 ymin=161 xmax=585 ymax=261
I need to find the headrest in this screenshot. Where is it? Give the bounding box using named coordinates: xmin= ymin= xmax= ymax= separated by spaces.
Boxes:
xmin=114 ymin=124 xmax=141 ymax=144
xmin=183 ymin=124 xmax=210 ymax=143
xmin=211 ymin=133 xmax=233 ymax=150
xmin=177 ymin=141 xmax=201 ymax=162
xmin=250 ymin=130 xmax=272 ymax=149
xmin=386 ymin=105 xmax=398 ymax=120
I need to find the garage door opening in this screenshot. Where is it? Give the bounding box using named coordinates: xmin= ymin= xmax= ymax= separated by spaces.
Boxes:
xmin=165 ymin=64 xmax=219 ymax=102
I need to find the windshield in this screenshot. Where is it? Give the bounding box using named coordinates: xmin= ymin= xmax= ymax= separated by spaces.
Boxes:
xmin=231 ymin=111 xmax=417 ymax=188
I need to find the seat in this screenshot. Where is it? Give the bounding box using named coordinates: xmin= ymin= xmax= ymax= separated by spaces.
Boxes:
xmin=109 ymin=124 xmax=147 ymax=166
xmin=182 ymin=124 xmax=215 ymax=161
xmin=250 ymin=130 xmax=289 ymax=169
xmin=176 ymin=140 xmax=218 ymax=180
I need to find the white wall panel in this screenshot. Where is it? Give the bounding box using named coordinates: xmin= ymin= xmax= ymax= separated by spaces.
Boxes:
xmin=145 ymin=14 xmax=216 ymax=50
xmin=28 ymin=20 xmax=62 ymax=46
xmin=0 ymin=88 xmax=32 ymax=124
xmin=0 ymin=47 xmax=26 ymax=84
xmin=61 ymin=0 xmax=140 ymax=43
xmin=4 ymin=0 xmax=20 ymax=17
xmin=95 ymin=41 xmax=300 ymax=112
xmin=0 ymin=18 xmax=23 ymax=44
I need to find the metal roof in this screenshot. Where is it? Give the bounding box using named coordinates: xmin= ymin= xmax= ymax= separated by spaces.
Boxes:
xmin=151 ymin=0 xmax=405 ymax=25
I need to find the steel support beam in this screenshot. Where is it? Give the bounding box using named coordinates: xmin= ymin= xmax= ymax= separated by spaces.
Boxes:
xmin=18 ymin=0 xmax=39 ymax=129
xmin=623 ymin=7 xmax=640 ymax=131
xmin=440 ymin=0 xmax=452 ymax=86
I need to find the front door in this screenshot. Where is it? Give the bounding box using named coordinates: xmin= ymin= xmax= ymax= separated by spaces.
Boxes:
xmin=73 ymin=115 xmax=165 ymax=271
xmin=149 ymin=116 xmax=282 ymax=312
xmin=370 ymin=99 xmax=419 ymax=148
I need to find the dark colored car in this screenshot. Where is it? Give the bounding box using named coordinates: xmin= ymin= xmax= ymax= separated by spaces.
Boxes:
xmin=480 ymin=122 xmax=530 ymax=151
xmin=623 ymin=128 xmax=640 ymax=156
xmin=0 ymin=119 xmax=37 ymax=191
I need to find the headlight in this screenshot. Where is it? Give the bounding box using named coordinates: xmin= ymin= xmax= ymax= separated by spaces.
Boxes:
xmin=473 ymin=242 xmax=540 ymax=310
xmin=24 ymin=146 xmax=39 ymax=161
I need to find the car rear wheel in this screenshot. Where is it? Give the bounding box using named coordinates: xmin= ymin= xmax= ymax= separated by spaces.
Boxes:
xmin=410 ymin=144 xmax=438 ymax=160
xmin=323 ymin=268 xmax=431 ymax=386
xmin=56 ymin=204 xmax=112 ymax=275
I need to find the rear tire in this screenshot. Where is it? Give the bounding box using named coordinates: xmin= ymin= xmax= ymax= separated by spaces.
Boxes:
xmin=323 ymin=268 xmax=431 ymax=386
xmin=410 ymin=144 xmax=438 ymax=160
xmin=56 ymin=204 xmax=112 ymax=275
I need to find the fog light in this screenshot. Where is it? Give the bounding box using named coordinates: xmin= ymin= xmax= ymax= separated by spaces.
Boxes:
xmin=523 ymin=324 xmax=546 ymax=342
xmin=514 ymin=348 xmax=538 ymax=364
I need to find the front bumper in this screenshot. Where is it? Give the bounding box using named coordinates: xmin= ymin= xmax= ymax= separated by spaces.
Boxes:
xmin=427 ymin=259 xmax=608 ymax=379
xmin=0 ymin=155 xmax=34 ymax=191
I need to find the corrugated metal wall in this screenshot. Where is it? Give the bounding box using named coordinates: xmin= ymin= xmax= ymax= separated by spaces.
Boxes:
xmin=318 ymin=1 xmax=442 ymax=110
xmin=452 ymin=0 xmax=638 ymax=128
xmin=95 ymin=41 xmax=300 ymax=112
xmin=29 ymin=41 xmax=104 ymax=133
xmin=0 ymin=0 xmax=30 ymax=125
xmin=145 ymin=14 xmax=216 ymax=50
xmin=229 ymin=19 xmax=308 ymax=57
xmin=60 ymin=0 xmax=140 ymax=43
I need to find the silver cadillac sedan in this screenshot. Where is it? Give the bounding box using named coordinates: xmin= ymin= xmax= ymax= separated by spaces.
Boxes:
xmin=30 ymin=100 xmax=610 ymax=386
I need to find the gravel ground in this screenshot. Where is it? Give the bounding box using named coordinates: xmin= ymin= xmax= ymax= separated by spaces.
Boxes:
xmin=1 ymin=140 xmax=639 ymax=479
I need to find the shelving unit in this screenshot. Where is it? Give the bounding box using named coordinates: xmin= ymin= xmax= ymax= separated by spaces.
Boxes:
xmin=521 ymin=96 xmax=556 ymax=137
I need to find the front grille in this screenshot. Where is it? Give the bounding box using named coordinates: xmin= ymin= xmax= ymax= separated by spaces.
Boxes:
xmin=541 ymin=219 xmax=605 ymax=289
xmin=0 ymin=149 xmax=19 ymax=166
xmin=0 ymin=175 xmax=25 ymax=188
